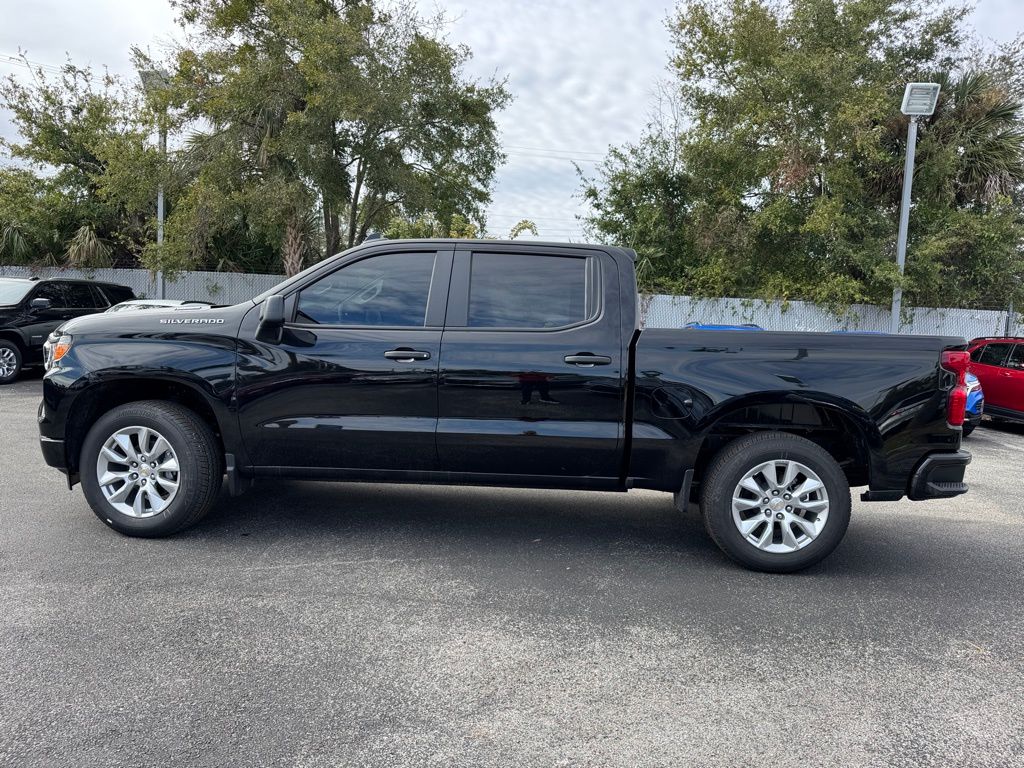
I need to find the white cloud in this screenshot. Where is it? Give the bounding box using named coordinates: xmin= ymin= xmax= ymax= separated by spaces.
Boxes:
xmin=425 ymin=0 xmax=672 ymax=238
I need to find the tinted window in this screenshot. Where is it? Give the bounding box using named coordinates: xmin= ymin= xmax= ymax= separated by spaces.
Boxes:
xmin=62 ymin=283 xmax=98 ymax=308
xmin=1007 ymin=344 xmax=1024 ymax=370
xmin=297 ymin=252 xmax=435 ymax=327
xmin=467 ymin=253 xmax=589 ymax=328
xmin=976 ymin=343 xmax=1011 ymax=366
xmin=32 ymin=283 xmax=66 ymax=308
xmin=101 ymin=284 xmax=135 ymax=303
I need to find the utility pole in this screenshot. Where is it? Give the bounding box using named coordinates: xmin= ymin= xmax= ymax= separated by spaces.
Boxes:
xmin=157 ymin=118 xmax=166 ymax=299
xmin=890 ymin=82 xmax=941 ymax=334
xmin=890 ymin=115 xmax=918 ymax=334
xmin=140 ymin=67 xmax=171 ymax=299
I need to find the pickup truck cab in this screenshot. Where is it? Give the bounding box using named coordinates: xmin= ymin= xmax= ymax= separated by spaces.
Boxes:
xmin=38 ymin=240 xmax=971 ymax=571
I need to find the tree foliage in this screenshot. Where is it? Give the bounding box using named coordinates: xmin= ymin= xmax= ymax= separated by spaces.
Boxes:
xmin=582 ymin=0 xmax=1024 ymax=309
xmin=158 ymin=0 xmax=509 ymax=275
xmin=0 ymin=1 xmax=511 ymax=277
xmin=0 ymin=61 xmax=157 ymax=267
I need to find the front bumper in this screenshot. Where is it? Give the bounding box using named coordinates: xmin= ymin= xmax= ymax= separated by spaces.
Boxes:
xmin=907 ymin=450 xmax=971 ymax=500
xmin=39 ymin=435 xmax=67 ymax=470
xmin=37 ymin=394 xmax=70 ymax=472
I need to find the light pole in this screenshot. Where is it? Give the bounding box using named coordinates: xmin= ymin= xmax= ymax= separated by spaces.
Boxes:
xmin=140 ymin=68 xmax=170 ymax=299
xmin=890 ymin=82 xmax=941 ymax=334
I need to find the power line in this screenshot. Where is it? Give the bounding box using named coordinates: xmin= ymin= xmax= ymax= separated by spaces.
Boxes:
xmin=0 ymin=52 xmax=64 ymax=75
xmin=485 ymin=212 xmax=584 ymax=222
xmin=503 ymin=143 xmax=606 ymax=157
xmin=503 ymin=150 xmax=601 ymax=164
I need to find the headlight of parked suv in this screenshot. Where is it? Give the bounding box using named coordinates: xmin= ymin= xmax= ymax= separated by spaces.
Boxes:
xmin=43 ymin=332 xmax=73 ymax=371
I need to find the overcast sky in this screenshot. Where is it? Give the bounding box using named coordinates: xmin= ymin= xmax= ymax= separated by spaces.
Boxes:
xmin=1 ymin=0 xmax=1022 ymax=241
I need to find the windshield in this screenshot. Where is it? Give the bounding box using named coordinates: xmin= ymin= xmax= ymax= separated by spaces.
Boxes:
xmin=0 ymin=280 xmax=33 ymax=305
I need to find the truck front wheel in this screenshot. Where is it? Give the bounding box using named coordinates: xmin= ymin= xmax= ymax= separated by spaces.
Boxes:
xmin=700 ymin=432 xmax=851 ymax=572
xmin=0 ymin=339 xmax=22 ymax=384
xmin=80 ymin=400 xmax=222 ymax=537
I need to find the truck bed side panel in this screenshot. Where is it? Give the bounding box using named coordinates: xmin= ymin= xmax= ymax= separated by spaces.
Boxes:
xmin=630 ymin=329 xmax=964 ymax=492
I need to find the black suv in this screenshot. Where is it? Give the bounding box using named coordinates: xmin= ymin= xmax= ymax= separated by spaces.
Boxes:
xmin=0 ymin=277 xmax=135 ymax=383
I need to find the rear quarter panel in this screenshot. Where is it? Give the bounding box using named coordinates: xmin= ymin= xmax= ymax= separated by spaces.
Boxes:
xmin=632 ymin=329 xmax=965 ymax=492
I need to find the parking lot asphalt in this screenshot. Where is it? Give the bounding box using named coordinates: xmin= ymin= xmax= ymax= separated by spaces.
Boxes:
xmin=1 ymin=374 xmax=1023 ymax=767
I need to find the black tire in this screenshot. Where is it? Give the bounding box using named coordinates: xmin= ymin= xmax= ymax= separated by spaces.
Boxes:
xmin=700 ymin=432 xmax=851 ymax=573
xmin=0 ymin=339 xmax=22 ymax=384
xmin=80 ymin=400 xmax=222 ymax=537
xmin=962 ymin=422 xmax=976 ymax=437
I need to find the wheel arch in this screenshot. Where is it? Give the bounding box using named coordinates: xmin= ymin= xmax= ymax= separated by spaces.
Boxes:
xmin=64 ymin=376 xmax=231 ymax=475
xmin=690 ymin=392 xmax=880 ymax=497
xmin=0 ymin=329 xmax=27 ymax=353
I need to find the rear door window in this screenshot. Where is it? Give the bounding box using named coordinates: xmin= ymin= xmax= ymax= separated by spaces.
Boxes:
xmin=1006 ymin=344 xmax=1024 ymax=370
xmin=466 ymin=253 xmax=593 ymax=329
xmin=62 ymin=283 xmax=99 ymax=309
xmin=976 ymin=343 xmax=1012 ymax=367
xmin=89 ymin=285 xmax=110 ymax=307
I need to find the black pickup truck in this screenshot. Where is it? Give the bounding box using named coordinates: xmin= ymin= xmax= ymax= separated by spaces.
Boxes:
xmin=38 ymin=240 xmax=971 ymax=571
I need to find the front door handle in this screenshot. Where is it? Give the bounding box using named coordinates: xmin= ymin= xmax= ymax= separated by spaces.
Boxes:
xmin=384 ymin=349 xmax=431 ymax=362
xmin=564 ymin=354 xmax=612 ymax=367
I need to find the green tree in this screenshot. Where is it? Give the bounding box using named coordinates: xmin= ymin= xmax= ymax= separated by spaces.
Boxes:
xmin=0 ymin=60 xmax=157 ymax=266
xmin=384 ymin=213 xmax=538 ymax=240
xmin=583 ymin=0 xmax=1024 ymax=309
xmin=159 ymin=0 xmax=509 ymax=275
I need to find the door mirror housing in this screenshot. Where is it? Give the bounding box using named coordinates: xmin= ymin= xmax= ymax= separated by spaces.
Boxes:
xmin=256 ymin=295 xmax=286 ymax=343
xmin=29 ymin=297 xmax=52 ymax=310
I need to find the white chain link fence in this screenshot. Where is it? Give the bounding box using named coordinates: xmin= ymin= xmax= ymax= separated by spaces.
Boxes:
xmin=1 ymin=264 xmax=1019 ymax=339
xmin=642 ymin=294 xmax=1021 ymax=340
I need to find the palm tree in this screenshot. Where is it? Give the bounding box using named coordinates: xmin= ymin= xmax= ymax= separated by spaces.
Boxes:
xmin=930 ymin=71 xmax=1024 ymax=205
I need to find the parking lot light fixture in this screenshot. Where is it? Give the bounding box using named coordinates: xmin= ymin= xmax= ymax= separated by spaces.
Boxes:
xmin=891 ymin=82 xmax=941 ymax=334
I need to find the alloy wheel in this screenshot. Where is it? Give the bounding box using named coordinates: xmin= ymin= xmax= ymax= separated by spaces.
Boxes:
xmin=95 ymin=426 xmax=180 ymax=518
xmin=0 ymin=347 xmax=17 ymax=378
xmin=731 ymin=459 xmax=830 ymax=553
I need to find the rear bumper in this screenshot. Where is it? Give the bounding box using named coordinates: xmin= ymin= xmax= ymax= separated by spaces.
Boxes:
xmin=965 ymin=395 xmax=983 ymax=426
xmin=907 ymin=450 xmax=971 ymax=500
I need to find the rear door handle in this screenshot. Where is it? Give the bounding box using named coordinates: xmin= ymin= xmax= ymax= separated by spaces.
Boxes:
xmin=564 ymin=354 xmax=612 ymax=367
xmin=384 ymin=349 xmax=431 ymax=362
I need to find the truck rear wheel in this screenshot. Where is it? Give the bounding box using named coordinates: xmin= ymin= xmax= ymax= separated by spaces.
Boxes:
xmin=700 ymin=432 xmax=851 ymax=572
xmin=80 ymin=400 xmax=222 ymax=537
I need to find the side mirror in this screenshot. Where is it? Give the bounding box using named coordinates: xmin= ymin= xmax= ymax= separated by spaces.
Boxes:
xmin=256 ymin=294 xmax=286 ymax=343
xmin=30 ymin=297 xmax=51 ymax=310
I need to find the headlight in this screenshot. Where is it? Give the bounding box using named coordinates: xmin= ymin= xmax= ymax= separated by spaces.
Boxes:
xmin=44 ymin=333 xmax=72 ymax=371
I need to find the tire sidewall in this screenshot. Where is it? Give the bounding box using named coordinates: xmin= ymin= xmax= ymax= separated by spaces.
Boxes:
xmin=0 ymin=340 xmax=22 ymax=384
xmin=80 ymin=405 xmax=207 ymax=536
xmin=704 ymin=435 xmax=851 ymax=572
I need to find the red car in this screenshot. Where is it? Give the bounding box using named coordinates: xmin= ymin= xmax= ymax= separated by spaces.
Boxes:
xmin=968 ymin=337 xmax=1024 ymax=423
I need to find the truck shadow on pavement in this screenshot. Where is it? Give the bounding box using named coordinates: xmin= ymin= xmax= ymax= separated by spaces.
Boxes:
xmin=180 ymin=479 xmax=998 ymax=581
